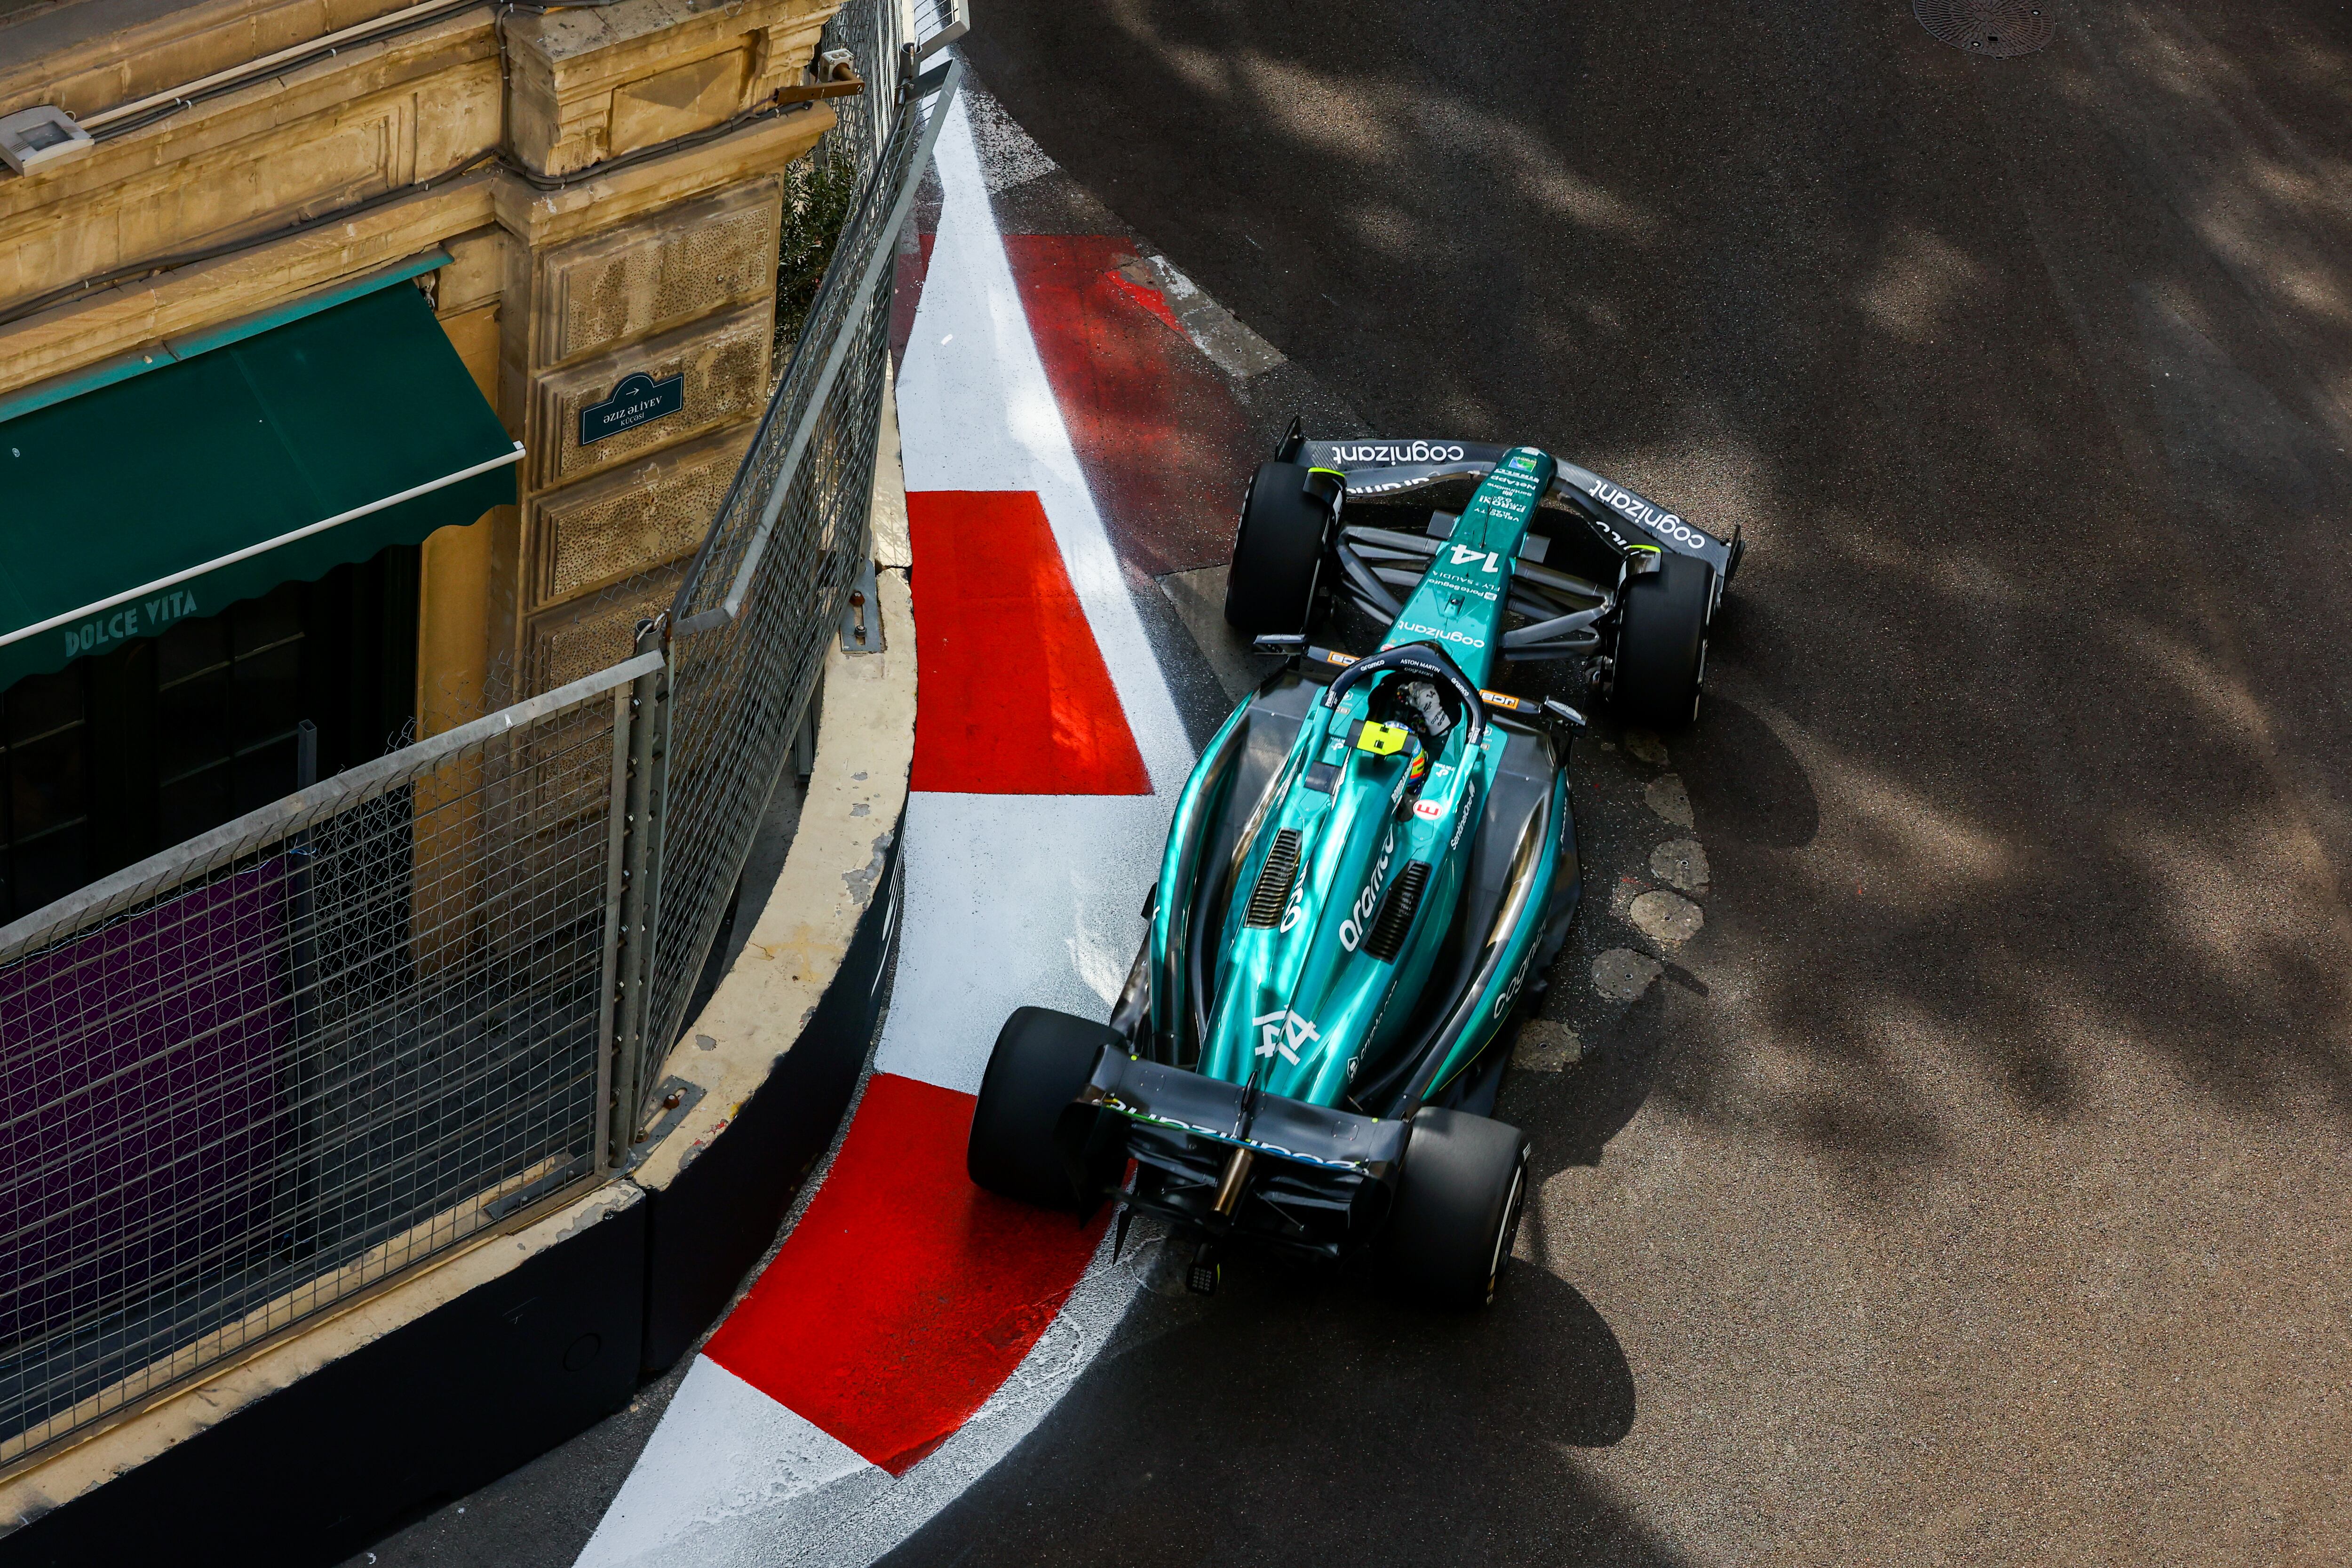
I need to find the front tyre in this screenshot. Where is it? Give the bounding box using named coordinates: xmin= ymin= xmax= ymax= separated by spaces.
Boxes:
xmin=1613 ymin=552 xmax=1714 ymax=730
xmin=1223 ymin=461 xmax=1329 ymax=636
xmin=967 ymin=1006 xmax=1114 ymax=1212
xmin=1384 ymin=1107 xmax=1531 ymax=1307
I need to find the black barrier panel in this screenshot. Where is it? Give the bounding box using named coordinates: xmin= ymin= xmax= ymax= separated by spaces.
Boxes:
xmin=639 ymin=832 xmax=901 ymax=1376
xmin=0 ymin=1193 xmax=645 ymax=1568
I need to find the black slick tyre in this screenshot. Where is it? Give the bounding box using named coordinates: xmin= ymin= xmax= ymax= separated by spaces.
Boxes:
xmin=1384 ymin=1107 xmax=1531 ymax=1307
xmin=1223 ymin=461 xmax=1328 ymax=636
xmin=967 ymin=1006 xmax=1113 ymax=1212
xmin=1613 ymin=551 xmax=1714 ymax=729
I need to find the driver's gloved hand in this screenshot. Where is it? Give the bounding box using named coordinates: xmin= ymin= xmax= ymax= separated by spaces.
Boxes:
xmin=1400 ymin=679 xmax=1453 ymax=740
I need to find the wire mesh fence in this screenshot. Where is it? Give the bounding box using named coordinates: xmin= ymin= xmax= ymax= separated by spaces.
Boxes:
xmin=645 ymin=53 xmax=963 ymax=1104
xmin=822 ymin=0 xmax=909 ymax=174
xmin=0 ymin=0 xmax=963 ymax=1469
xmin=0 ymin=656 xmax=652 ymax=1465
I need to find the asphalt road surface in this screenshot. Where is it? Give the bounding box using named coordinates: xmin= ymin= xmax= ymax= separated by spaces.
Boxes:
xmin=873 ymin=5 xmax=2352 ymax=1563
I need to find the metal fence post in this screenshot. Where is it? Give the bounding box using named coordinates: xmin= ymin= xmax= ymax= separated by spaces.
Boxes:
xmin=279 ymin=718 xmax=322 ymax=1255
xmin=592 ymin=683 xmax=634 ymax=1175
xmin=607 ymin=616 xmax=672 ymax=1163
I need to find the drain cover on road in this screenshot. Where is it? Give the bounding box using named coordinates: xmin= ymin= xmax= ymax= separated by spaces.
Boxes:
xmin=1915 ymin=0 xmax=2054 ymax=57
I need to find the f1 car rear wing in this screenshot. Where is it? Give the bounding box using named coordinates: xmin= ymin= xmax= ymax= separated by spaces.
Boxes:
xmin=1281 ymin=427 xmax=1744 ymax=584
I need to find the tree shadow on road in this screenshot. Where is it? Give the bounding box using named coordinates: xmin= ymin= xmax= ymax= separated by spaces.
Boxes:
xmin=965 ymin=0 xmax=2352 ymax=1164
xmin=960 ymin=2 xmax=2352 ymax=1553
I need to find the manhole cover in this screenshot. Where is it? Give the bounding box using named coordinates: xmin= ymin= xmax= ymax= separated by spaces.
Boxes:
xmin=1915 ymin=0 xmax=2054 ymax=58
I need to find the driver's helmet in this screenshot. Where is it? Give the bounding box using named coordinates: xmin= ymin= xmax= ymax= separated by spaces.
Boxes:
xmin=1384 ymin=677 xmax=1454 ymax=740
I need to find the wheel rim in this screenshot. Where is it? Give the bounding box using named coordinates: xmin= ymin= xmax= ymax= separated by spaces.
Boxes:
xmin=1484 ymin=1153 xmax=1529 ymax=1303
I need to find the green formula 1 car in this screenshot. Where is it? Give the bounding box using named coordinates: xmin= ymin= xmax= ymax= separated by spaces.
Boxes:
xmin=966 ymin=428 xmax=1739 ymax=1304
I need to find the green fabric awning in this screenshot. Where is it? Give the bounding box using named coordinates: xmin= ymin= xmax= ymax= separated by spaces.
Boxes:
xmin=0 ymin=281 xmax=520 ymax=690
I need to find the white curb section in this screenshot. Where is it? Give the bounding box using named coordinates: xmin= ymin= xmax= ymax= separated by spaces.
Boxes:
xmin=880 ymin=87 xmax=1190 ymax=1095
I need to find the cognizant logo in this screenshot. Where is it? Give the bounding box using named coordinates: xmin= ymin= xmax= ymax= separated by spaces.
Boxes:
xmin=1397 ymin=621 xmax=1486 ymax=649
xmin=1589 ymin=479 xmax=1711 ymax=551
xmin=1330 ymin=441 xmax=1468 ymax=465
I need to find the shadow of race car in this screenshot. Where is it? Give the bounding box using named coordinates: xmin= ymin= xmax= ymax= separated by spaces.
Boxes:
xmin=967 ymin=428 xmax=1740 ymax=1305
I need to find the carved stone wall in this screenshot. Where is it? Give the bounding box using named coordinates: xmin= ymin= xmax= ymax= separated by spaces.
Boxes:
xmin=0 ymin=0 xmax=436 ymax=127
xmin=526 ymin=565 xmax=685 ymax=694
xmin=535 ymin=183 xmax=780 ymax=367
xmin=501 ymin=0 xmax=834 ymax=178
xmin=532 ymin=425 xmax=755 ymax=604
xmin=0 ymin=16 xmax=502 ymax=315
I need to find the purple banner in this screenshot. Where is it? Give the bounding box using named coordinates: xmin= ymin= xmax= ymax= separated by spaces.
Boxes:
xmin=0 ymin=863 xmax=291 ymax=1353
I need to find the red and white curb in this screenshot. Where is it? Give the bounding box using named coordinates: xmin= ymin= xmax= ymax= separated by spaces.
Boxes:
xmin=573 ymin=92 xmax=1192 ymax=1568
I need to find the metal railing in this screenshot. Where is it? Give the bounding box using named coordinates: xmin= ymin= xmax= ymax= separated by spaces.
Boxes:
xmin=0 ymin=3 xmax=963 ymax=1469
xmin=826 ymin=0 xmax=965 ymax=169
xmin=646 ymin=50 xmax=961 ymax=1104
xmin=0 ymin=658 xmax=651 ymax=1463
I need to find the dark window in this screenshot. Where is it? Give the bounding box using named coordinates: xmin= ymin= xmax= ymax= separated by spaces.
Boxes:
xmin=1 ymin=669 xmax=90 ymax=916
xmin=156 ymin=581 xmax=311 ymax=844
xmin=0 ymin=548 xmax=419 ymax=924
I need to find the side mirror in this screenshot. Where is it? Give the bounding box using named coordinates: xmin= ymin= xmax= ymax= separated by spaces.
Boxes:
xmin=1541 ymin=698 xmax=1589 ymax=730
xmin=1251 ymin=633 xmax=1307 ymax=658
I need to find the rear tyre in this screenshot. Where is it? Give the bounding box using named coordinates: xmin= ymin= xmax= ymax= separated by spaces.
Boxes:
xmin=968 ymin=1006 xmax=1113 ymax=1212
xmin=1384 ymin=1107 xmax=1531 ymax=1307
xmin=1613 ymin=552 xmax=1714 ymax=730
xmin=1224 ymin=461 xmax=1329 ymax=635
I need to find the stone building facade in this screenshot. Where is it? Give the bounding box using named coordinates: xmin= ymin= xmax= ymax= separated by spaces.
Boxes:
xmin=0 ymin=0 xmax=844 ymax=910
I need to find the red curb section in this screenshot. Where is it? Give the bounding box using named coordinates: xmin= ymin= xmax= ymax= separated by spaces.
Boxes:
xmin=1104 ymin=268 xmax=1184 ymax=336
xmin=704 ymin=1074 xmax=1107 ymax=1475
xmin=906 ymin=489 xmax=1150 ymax=795
xmin=1001 ymin=234 xmax=1257 ymax=579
